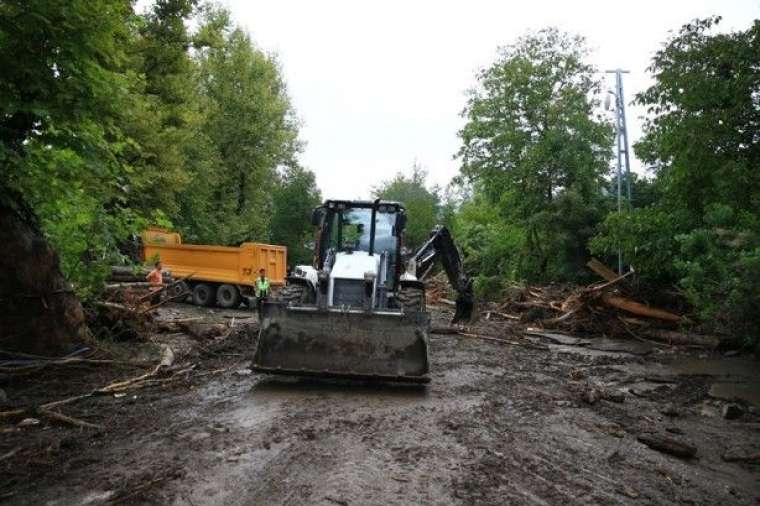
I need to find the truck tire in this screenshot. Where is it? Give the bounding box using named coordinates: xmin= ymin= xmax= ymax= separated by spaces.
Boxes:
xmin=170 ymin=281 xmax=189 ymax=299
xmin=397 ymin=286 xmax=425 ymax=313
xmin=278 ymin=283 xmax=314 ymax=305
xmin=216 ymin=284 xmax=240 ymax=309
xmin=192 ymin=283 xmax=215 ymax=307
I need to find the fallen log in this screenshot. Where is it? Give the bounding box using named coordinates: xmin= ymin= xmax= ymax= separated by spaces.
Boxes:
xmin=601 ymin=294 xmax=681 ymax=322
xmin=94 ymin=301 xmax=133 ymax=312
xmin=637 ymin=432 xmax=697 ymax=459
xmin=430 ymin=326 xmax=459 ymax=334
xmin=109 ymin=266 xmax=171 ymax=282
xmin=105 ymin=282 xmax=152 ymax=290
xmin=137 ymin=272 xmax=195 ymax=303
xmin=587 ymin=258 xmax=620 ymax=282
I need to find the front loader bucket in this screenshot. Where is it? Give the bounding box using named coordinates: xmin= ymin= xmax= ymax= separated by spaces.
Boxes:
xmin=252 ymin=302 xmax=431 ymax=383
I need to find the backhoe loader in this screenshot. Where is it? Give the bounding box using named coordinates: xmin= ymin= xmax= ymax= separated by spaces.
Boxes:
xmin=251 ymin=199 xmax=474 ymax=383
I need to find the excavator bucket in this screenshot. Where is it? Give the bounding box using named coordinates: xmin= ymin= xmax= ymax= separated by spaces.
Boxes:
xmin=451 ymin=279 xmax=475 ymax=324
xmin=251 ymin=302 xmax=431 ymax=383
xmin=452 ymin=294 xmax=474 ymax=324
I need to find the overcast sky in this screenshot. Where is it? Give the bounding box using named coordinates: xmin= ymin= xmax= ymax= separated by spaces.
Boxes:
xmin=223 ymin=0 xmax=759 ymax=200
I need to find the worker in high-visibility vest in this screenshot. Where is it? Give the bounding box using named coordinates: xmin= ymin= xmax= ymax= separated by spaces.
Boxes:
xmin=255 ymin=268 xmax=270 ymax=320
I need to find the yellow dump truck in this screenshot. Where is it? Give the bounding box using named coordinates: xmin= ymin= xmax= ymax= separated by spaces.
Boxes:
xmin=142 ymin=228 xmax=287 ymax=308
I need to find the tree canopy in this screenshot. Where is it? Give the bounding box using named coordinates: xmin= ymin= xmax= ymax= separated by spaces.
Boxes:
xmin=0 ymin=0 xmax=318 ymax=296
xmin=455 ymin=28 xmax=612 ymax=289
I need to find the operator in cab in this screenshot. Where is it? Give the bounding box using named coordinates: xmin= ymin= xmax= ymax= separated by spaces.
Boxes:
xmin=255 ymin=268 xmax=270 ymax=320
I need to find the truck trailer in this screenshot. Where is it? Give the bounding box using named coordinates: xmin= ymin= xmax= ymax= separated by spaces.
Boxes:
xmin=141 ymin=228 xmax=287 ymax=308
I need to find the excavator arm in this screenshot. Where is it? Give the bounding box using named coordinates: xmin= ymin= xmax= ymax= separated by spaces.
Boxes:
xmin=409 ymin=226 xmax=474 ymax=323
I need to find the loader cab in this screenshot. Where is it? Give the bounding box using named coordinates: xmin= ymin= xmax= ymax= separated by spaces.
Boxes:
xmin=314 ymin=200 xmax=405 ymax=286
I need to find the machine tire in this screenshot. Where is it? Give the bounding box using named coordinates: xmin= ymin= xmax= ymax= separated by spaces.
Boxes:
xmin=216 ymin=284 xmax=241 ymax=308
xmin=192 ymin=283 xmax=215 ymax=307
xmin=397 ymin=286 xmax=425 ymax=313
xmin=170 ymin=281 xmax=188 ymax=299
xmin=278 ymin=283 xmax=313 ymax=305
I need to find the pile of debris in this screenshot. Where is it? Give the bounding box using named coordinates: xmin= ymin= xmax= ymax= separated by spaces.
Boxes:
xmin=87 ymin=268 xmax=193 ymax=341
xmin=479 ymin=259 xmax=721 ymax=348
xmin=424 ymin=271 xmax=451 ymax=305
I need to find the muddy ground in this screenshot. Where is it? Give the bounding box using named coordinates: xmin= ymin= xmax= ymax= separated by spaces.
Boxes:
xmin=1 ymin=303 xmax=759 ymax=505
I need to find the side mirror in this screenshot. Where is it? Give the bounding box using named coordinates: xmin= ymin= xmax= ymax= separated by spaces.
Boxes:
xmin=311 ymin=207 xmax=325 ymax=227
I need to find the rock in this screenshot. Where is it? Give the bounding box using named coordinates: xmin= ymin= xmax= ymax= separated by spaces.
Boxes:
xmin=637 ymin=432 xmax=697 ymax=459
xmin=722 ymin=403 xmax=744 ymax=420
xmin=699 ymin=403 xmax=720 ymax=418
xmin=602 ymin=390 xmax=625 ymax=403
xmin=581 ymin=385 xmax=602 ymax=405
xmin=722 ymin=445 xmax=760 ymax=463
xmin=581 ymin=384 xmax=624 ymax=404
xmin=617 ymin=485 xmax=639 ymax=499
xmin=180 ymin=322 xmax=228 ymax=339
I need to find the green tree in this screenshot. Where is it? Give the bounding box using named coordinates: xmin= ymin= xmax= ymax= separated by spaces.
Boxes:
xmin=456 ymin=28 xmax=612 ymax=283
xmin=270 ymin=165 xmax=322 ymax=266
xmin=0 ymin=0 xmax=306 ymax=295
xmin=372 ymin=164 xmax=440 ymax=250
xmin=193 ymin=7 xmax=301 ymax=244
xmin=592 ymin=17 xmax=760 ymax=342
xmin=119 ymin=0 xmax=200 ymax=219
xmin=0 ymin=0 xmax=149 ymax=294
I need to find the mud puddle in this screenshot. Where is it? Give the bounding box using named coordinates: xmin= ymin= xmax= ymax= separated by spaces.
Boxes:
xmin=672 ymin=355 xmax=760 ymax=406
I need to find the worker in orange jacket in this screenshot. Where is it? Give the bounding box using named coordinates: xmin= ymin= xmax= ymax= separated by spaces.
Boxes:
xmin=146 ymin=261 xmax=163 ymax=305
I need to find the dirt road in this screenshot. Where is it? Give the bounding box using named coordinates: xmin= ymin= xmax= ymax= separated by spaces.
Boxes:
xmin=3 ymin=304 xmax=759 ymax=505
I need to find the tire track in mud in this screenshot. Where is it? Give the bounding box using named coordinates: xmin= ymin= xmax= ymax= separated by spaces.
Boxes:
xmin=173 ymin=337 xmax=493 ymax=505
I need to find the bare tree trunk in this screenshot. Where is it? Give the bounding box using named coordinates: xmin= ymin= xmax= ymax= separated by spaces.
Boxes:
xmin=0 ymin=199 xmax=91 ymax=355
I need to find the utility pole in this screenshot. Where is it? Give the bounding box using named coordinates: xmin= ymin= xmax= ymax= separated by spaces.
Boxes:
xmin=605 ymin=69 xmax=631 ymax=274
